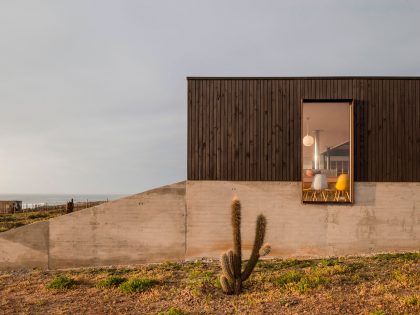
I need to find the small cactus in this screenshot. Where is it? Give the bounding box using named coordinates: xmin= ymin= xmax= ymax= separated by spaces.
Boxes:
xmin=219 ymin=198 xmax=270 ymax=295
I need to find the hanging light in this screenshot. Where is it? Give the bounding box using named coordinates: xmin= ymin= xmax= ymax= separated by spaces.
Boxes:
xmin=302 ymin=117 xmax=314 ymax=146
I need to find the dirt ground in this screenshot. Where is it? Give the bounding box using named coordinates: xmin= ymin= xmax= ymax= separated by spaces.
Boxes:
xmin=0 ymin=253 xmax=418 ymax=315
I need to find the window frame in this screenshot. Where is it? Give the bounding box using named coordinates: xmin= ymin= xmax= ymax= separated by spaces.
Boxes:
xmin=300 ymin=98 xmax=354 ymax=204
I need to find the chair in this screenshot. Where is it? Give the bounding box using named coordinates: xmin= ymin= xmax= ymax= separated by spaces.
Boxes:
xmin=311 ymin=174 xmax=328 ymax=201
xmin=335 ymin=174 xmax=350 ymax=201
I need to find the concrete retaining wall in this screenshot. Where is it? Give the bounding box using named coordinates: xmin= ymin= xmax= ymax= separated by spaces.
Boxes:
xmin=186 ymin=181 xmax=420 ymax=259
xmin=0 ymin=221 xmax=49 ymax=270
xmin=0 ymin=182 xmax=186 ymax=270
xmin=0 ymin=180 xmax=419 ymax=270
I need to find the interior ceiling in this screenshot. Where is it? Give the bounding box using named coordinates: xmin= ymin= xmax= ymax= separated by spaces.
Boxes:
xmin=302 ymin=102 xmax=350 ymax=166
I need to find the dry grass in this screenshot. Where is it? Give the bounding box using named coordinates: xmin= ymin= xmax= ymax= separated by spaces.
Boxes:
xmin=0 ymin=252 xmax=418 ymax=314
xmin=0 ymin=202 xmax=107 ymax=233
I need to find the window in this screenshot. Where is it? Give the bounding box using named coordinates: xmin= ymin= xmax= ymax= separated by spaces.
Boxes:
xmin=301 ymin=100 xmax=354 ymax=203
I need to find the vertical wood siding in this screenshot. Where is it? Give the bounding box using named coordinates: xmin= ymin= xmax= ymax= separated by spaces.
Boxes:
xmin=187 ymin=78 xmax=420 ymax=182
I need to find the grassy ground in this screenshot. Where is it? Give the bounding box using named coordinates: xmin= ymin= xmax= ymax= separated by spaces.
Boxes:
xmin=0 ymin=253 xmax=418 ymax=314
xmin=0 ymin=201 xmax=106 ymax=233
xmin=0 ymin=211 xmax=63 ymax=233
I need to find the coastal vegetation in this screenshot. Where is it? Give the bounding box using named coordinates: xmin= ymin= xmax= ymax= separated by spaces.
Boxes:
xmin=0 ymin=252 xmax=418 ymax=314
xmin=0 ymin=210 xmax=62 ymax=232
xmin=0 ymin=201 xmax=106 ymax=233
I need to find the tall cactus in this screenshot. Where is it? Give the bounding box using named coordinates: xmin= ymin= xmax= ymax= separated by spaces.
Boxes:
xmin=220 ymin=198 xmax=271 ymax=295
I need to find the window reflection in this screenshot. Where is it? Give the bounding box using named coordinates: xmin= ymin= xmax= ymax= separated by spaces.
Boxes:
xmin=302 ymin=102 xmax=353 ymax=203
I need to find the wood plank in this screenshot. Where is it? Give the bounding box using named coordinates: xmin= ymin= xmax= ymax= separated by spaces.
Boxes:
xmin=188 ymin=81 xmax=193 ymax=179
xmin=390 ymin=80 xmax=396 ymax=181
xmin=289 ymin=80 xmax=294 ymax=180
xmin=286 ymin=79 xmax=290 ymax=180
xmin=408 ymin=80 xmax=414 ymax=181
xmin=353 ymin=80 xmax=360 ymax=180
xmin=337 ymin=79 xmax=342 ymax=98
xmin=267 ymin=80 xmax=273 ymax=180
xmin=280 ymin=80 xmax=286 ymax=180
xmin=416 ymin=80 xmax=420 ymax=181
xmin=326 ymin=79 xmax=331 ymax=98
xmin=252 ymin=79 xmax=258 ymax=180
xmin=233 ymin=80 xmax=238 ymax=180
xmin=272 ymin=79 xmax=278 ymax=180
xmin=204 ymin=80 xmax=210 ymax=179
xmin=382 ymin=79 xmax=390 ymax=180
xmin=227 ymin=80 xmax=232 ymax=180
xmin=238 ymin=80 xmax=244 ymax=181
xmin=372 ymin=79 xmax=378 ymax=181
xmin=361 ymin=80 xmax=369 ymax=181
xmin=404 ymin=80 xmax=411 ymax=181
xmin=249 ymin=80 xmax=254 ymax=180
xmin=255 ymin=80 xmax=260 ymax=181
xmin=220 ymin=80 xmax=226 ymax=180
xmin=209 ymin=80 xmax=214 ymax=179
xmin=393 ymin=80 xmax=400 ymax=181
xmin=243 ymin=80 xmax=249 ymax=181
xmin=262 ymin=80 xmax=268 ymax=180
xmin=304 ymin=79 xmax=309 ymax=99
xmin=215 ymin=80 xmax=221 ymax=179
xmin=295 ymin=80 xmax=301 ymax=180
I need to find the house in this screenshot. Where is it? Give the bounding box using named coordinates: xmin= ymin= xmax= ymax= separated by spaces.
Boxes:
xmin=1 ymin=76 xmax=419 ymax=270
xmin=0 ymin=201 xmax=22 ymax=214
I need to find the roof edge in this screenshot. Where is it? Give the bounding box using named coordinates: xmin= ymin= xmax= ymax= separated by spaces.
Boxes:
xmin=187 ymin=76 xmax=420 ymax=80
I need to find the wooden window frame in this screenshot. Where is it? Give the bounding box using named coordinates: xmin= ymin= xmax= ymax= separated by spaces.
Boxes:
xmin=301 ymin=99 xmax=354 ymax=204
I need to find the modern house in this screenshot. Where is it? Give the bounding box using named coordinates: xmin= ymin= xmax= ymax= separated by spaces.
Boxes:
xmin=1 ymin=76 xmax=419 ymax=270
xmin=185 ymin=76 xmax=419 ymax=254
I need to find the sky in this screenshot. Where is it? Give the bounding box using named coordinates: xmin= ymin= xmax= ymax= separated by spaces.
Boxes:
xmin=1 ymin=1 xmax=419 ymax=194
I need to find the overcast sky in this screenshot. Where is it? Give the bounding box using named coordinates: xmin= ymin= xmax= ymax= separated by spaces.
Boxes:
xmin=1 ymin=1 xmax=419 ymax=194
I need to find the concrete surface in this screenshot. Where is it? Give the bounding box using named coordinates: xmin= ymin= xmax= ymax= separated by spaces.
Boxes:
xmin=186 ymin=181 xmax=420 ymax=259
xmin=0 ymin=182 xmax=186 ymax=270
xmin=0 ymin=180 xmax=419 ymax=270
xmin=0 ymin=221 xmax=49 ymax=270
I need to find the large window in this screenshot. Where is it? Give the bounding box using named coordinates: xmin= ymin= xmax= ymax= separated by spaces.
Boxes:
xmin=301 ymin=100 xmax=354 ymax=203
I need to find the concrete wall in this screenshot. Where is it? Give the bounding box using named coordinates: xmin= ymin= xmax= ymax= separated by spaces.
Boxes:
xmin=186 ymin=181 xmax=420 ymax=259
xmin=0 ymin=221 xmax=49 ymax=270
xmin=0 ymin=182 xmax=186 ymax=270
xmin=0 ymin=180 xmax=419 ymax=270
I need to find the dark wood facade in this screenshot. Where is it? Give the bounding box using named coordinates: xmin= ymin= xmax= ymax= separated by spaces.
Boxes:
xmin=187 ymin=77 xmax=420 ymax=182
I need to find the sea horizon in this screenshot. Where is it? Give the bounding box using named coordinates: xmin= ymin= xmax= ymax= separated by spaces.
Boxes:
xmin=0 ymin=193 xmax=128 ymax=208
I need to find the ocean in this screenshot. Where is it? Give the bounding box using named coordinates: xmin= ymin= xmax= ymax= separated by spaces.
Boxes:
xmin=0 ymin=194 xmax=127 ymax=209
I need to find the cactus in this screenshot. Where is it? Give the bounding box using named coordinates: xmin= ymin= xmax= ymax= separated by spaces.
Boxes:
xmin=219 ymin=198 xmax=270 ymax=295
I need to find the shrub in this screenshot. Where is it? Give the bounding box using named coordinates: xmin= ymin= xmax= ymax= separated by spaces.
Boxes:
xmin=46 ymin=275 xmax=76 ymax=289
xmin=275 ymin=270 xmax=303 ymax=287
xmin=319 ymin=258 xmax=339 ymax=267
xmin=404 ymin=295 xmax=419 ymax=306
xmin=157 ymin=307 xmax=190 ymax=315
xmin=96 ymin=276 xmax=127 ymax=289
xmin=374 ymin=252 xmax=420 ymax=261
xmin=118 ymin=278 xmax=158 ymax=293
xmin=295 ymin=275 xmax=327 ymax=294
xmin=27 ymin=212 xmax=50 ymax=220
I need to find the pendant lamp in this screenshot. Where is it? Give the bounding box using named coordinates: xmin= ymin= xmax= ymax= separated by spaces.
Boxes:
xmin=303 ymin=117 xmax=314 ymax=146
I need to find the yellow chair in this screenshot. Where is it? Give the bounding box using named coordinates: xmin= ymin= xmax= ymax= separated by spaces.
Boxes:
xmin=335 ymin=174 xmax=350 ymax=201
